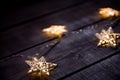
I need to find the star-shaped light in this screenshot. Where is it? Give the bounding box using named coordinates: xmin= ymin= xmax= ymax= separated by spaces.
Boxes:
xmin=43 ymin=25 xmax=67 ymax=38
xmin=25 ymin=56 xmax=57 ymax=75
xmin=99 ymin=8 xmax=119 ymax=19
xmin=95 ymin=27 xmax=120 ymax=47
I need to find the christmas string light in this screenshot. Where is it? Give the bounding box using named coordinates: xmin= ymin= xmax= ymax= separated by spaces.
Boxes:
xmin=95 ymin=27 xmax=120 ymax=47
xmin=25 ymin=56 xmax=57 ymax=75
xmin=43 ymin=25 xmax=67 ymax=38
xmin=99 ymin=8 xmax=120 ymax=19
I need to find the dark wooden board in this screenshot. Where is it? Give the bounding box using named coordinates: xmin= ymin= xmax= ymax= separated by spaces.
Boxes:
xmin=64 ymin=52 xmax=120 ymax=80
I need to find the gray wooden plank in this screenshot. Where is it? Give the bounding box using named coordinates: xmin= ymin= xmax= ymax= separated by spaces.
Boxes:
xmin=0 ymin=0 xmax=106 ymax=60
xmin=64 ymin=51 xmax=120 ymax=80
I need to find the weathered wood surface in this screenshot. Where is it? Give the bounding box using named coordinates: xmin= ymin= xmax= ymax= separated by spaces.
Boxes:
xmin=0 ymin=0 xmax=120 ymax=80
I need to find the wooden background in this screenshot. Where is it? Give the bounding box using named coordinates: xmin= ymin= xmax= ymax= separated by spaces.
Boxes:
xmin=0 ymin=0 xmax=120 ymax=80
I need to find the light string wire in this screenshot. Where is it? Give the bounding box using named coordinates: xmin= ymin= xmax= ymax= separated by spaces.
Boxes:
xmin=21 ymin=38 xmax=62 ymax=60
xmin=72 ymin=16 xmax=120 ymax=34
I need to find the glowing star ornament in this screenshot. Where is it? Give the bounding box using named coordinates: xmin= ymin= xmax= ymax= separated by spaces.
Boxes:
xmin=43 ymin=25 xmax=67 ymax=38
xmin=25 ymin=56 xmax=57 ymax=75
xmin=99 ymin=8 xmax=120 ymax=19
xmin=95 ymin=27 xmax=120 ymax=47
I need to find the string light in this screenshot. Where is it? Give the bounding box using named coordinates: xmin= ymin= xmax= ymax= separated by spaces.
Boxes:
xmin=99 ymin=8 xmax=119 ymax=19
xmin=25 ymin=56 xmax=57 ymax=75
xmin=95 ymin=27 xmax=120 ymax=47
xmin=43 ymin=25 xmax=67 ymax=38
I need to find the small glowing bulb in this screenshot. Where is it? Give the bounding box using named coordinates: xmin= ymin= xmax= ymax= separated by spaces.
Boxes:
xmin=43 ymin=25 xmax=67 ymax=38
xmin=99 ymin=8 xmax=119 ymax=19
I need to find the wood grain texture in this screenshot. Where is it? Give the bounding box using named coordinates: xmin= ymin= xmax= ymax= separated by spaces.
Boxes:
xmin=0 ymin=0 xmax=120 ymax=80
xmin=64 ymin=52 xmax=120 ymax=80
